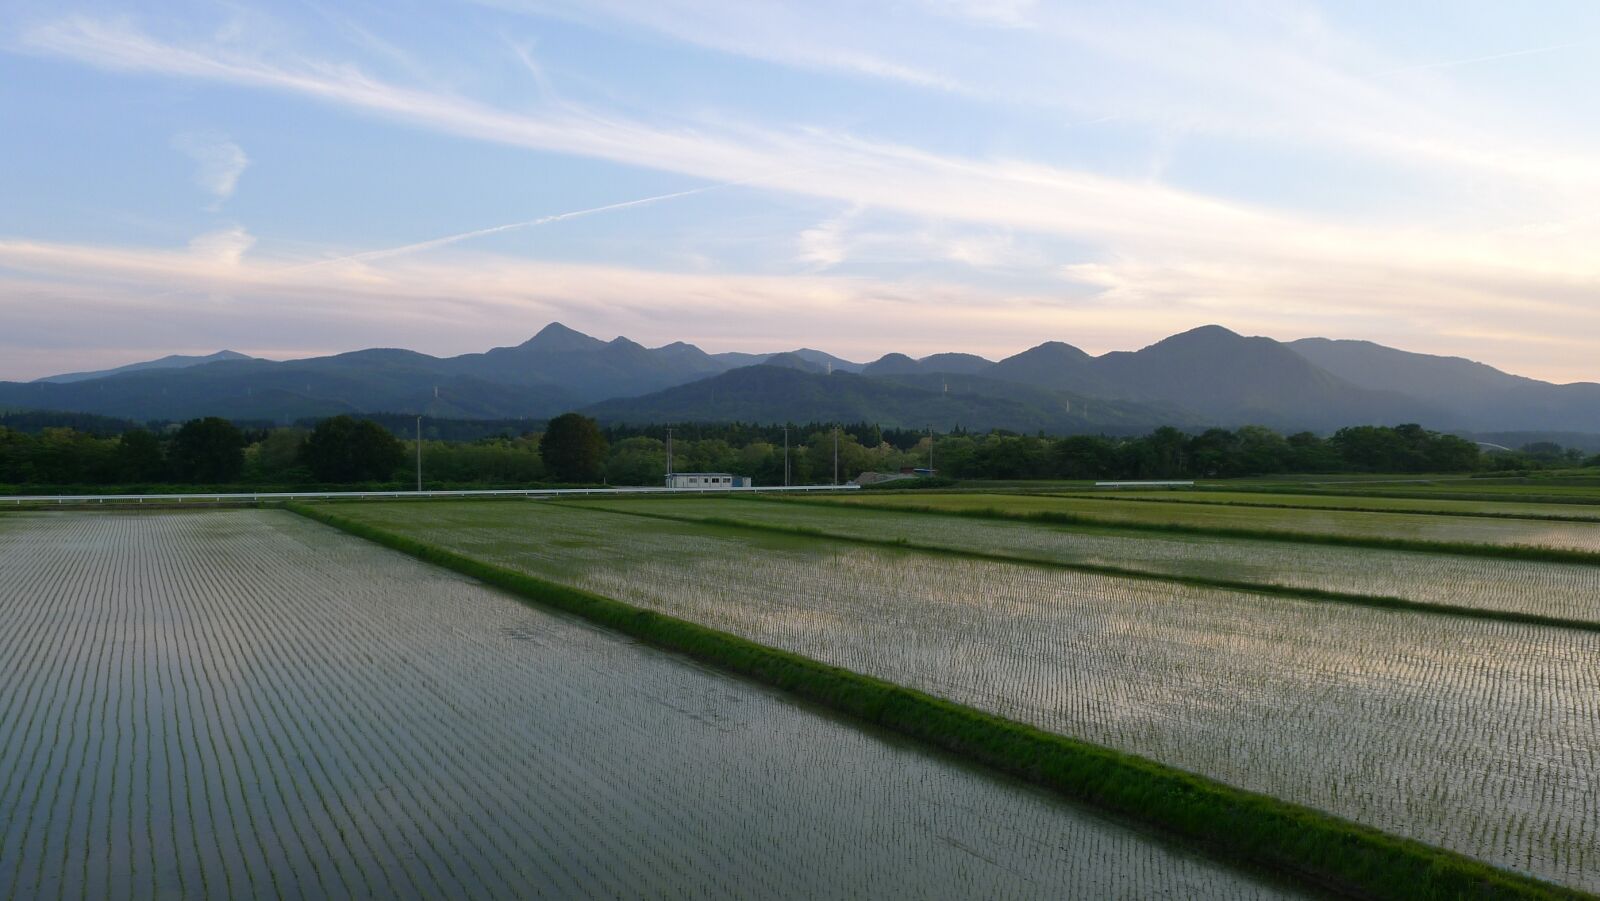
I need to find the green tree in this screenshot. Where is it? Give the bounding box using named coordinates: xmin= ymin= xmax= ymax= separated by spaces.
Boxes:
xmin=302 ymin=416 xmax=406 ymax=482
xmin=1143 ymin=426 xmax=1189 ymax=478
xmin=1285 ymin=431 xmax=1342 ymax=472
xmin=1234 ymin=425 xmax=1292 ymax=474
xmin=605 ymin=436 xmax=666 ymax=486
xmin=1055 ymin=435 xmax=1117 ymax=479
xmin=538 ymin=413 xmax=608 ymax=483
xmin=250 ymin=428 xmax=311 ymax=482
xmin=115 ymin=430 xmax=166 ymax=482
xmin=1424 ymin=433 xmax=1480 ymax=472
xmin=169 ymin=418 xmax=245 ymax=483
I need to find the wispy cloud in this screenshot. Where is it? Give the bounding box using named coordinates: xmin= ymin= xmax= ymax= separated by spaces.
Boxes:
xmin=472 ymin=0 xmax=971 ymax=92
xmin=170 ymin=131 xmax=250 ymax=204
xmin=9 ymin=9 xmax=1600 ymax=384
xmin=187 ymin=225 xmax=255 ymax=265
xmin=21 ymin=15 xmax=1524 ymax=268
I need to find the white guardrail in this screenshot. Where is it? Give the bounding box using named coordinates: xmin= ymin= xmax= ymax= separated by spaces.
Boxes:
xmin=1 ymin=484 xmax=860 ymax=505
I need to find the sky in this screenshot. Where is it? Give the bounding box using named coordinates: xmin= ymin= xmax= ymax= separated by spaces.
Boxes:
xmin=3 ymin=0 xmax=1599 ymax=383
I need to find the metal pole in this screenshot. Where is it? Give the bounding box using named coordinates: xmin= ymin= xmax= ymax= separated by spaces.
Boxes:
xmin=416 ymin=416 xmax=422 ymax=492
xmin=666 ymin=428 xmax=674 ymax=478
xmin=928 ymin=425 xmax=934 ymax=473
xmin=783 ymin=427 xmax=790 ymax=487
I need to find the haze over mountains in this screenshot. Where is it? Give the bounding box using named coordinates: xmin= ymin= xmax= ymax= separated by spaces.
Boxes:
xmin=3 ymin=323 xmax=1596 ymax=436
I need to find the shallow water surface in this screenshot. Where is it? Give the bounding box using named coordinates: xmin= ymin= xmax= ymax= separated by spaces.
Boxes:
xmin=0 ymin=509 xmax=1299 ymax=899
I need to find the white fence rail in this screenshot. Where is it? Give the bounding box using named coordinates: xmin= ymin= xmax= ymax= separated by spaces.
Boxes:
xmin=1 ymin=484 xmax=859 ymax=506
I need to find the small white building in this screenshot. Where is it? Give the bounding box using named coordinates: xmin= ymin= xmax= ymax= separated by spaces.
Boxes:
xmin=665 ymin=472 xmax=751 ymax=489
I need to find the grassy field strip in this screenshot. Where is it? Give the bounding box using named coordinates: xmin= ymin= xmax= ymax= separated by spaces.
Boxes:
xmin=553 ymin=499 xmax=1600 ymax=632
xmin=801 ymin=493 xmax=1600 ymax=563
xmin=314 ymin=499 xmax=1600 ymax=896
xmin=0 ymin=510 xmax=1306 ymax=900
xmin=1049 ymin=491 xmax=1600 ymax=523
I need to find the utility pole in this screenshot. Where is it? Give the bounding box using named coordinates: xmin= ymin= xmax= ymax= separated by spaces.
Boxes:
xmin=833 ymin=427 xmax=839 ymax=486
xmin=928 ymin=425 xmax=934 ymax=474
xmin=415 ymin=416 xmax=423 ymax=492
xmin=783 ymin=427 xmax=790 ymax=487
xmin=666 ymin=427 xmax=674 ymax=479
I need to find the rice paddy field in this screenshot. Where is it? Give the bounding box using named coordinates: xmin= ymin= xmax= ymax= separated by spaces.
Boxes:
xmin=1054 ymin=490 xmax=1600 ymax=521
xmin=1187 ymin=477 xmax=1600 ymax=504
xmin=564 ymin=497 xmax=1600 ymax=624
xmin=320 ymin=499 xmax=1600 ymax=893
xmin=816 ymin=492 xmax=1600 ymax=553
xmin=0 ymin=509 xmax=1306 ymax=900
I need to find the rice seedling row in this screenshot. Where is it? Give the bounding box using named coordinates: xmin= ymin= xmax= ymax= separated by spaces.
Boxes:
xmin=327 ymin=500 xmax=1600 ymax=893
xmin=572 ymin=497 xmax=1600 ymax=626
xmin=0 ymin=510 xmax=1299 ymax=900
xmin=810 ymin=492 xmax=1600 ymax=556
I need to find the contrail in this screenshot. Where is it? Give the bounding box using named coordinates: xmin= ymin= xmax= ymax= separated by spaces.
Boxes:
xmin=286 ymin=183 xmax=724 ymax=272
xmin=286 ymin=163 xmax=820 ymax=272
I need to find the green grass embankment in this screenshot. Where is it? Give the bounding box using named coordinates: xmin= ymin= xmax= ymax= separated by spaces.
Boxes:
xmin=551 ymin=502 xmax=1600 ymax=635
xmin=285 ymin=500 xmax=1587 ymax=901
xmin=769 ymin=496 xmax=1600 ymax=567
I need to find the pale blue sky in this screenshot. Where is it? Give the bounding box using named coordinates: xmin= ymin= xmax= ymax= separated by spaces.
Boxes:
xmin=3 ymin=0 xmax=1599 ymax=381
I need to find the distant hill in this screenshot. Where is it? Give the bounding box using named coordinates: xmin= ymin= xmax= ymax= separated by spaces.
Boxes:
xmin=0 ymin=323 xmax=869 ymax=423
xmin=1089 ymin=326 xmax=1445 ymax=430
xmin=36 ymin=350 xmax=254 ymax=384
xmin=2 ymin=321 xmax=1595 ymax=435
xmin=862 ymin=352 xmax=992 ymax=376
xmin=985 ymin=341 xmax=1112 ymax=396
xmin=0 ymin=357 xmax=576 ymax=422
xmin=1288 ymin=337 xmax=1600 ymax=432
xmin=585 ymin=364 xmax=1187 ymax=435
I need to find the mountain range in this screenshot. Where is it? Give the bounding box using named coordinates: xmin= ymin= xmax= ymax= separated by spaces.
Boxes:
xmin=2 ymin=323 xmax=1596 ymax=436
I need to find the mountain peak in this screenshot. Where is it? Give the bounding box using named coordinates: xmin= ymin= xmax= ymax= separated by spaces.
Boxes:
xmin=33 ymin=349 xmax=259 ymax=384
xmin=1005 ymin=340 xmax=1092 ymax=363
xmin=758 ymin=351 xmax=827 ymax=374
xmin=862 ymin=352 xmax=919 ymax=376
xmin=1156 ymin=324 xmax=1244 ymax=346
xmin=520 ymin=322 xmax=605 ymax=353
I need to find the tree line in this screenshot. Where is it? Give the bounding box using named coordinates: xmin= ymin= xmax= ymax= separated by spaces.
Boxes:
xmin=1 ymin=412 xmax=1595 ymax=490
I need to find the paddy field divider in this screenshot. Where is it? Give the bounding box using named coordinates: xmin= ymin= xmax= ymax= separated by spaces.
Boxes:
xmin=548 ymin=502 xmax=1600 ymax=635
xmin=284 ymin=499 xmax=1587 ymax=901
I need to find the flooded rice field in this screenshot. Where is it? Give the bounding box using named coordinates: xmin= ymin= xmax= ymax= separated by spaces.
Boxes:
xmin=334 ymin=501 xmax=1600 ymax=892
xmin=0 ymin=509 xmax=1300 ymax=900
xmin=576 ymin=497 xmax=1600 ymax=624
xmin=822 ymin=492 xmax=1600 ymax=553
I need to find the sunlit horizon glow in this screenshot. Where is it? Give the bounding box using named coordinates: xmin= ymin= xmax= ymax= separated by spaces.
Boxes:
xmin=3 ymin=1 xmax=1599 ymax=383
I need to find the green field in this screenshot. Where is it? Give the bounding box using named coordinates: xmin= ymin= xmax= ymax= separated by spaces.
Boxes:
xmin=1056 ymin=489 xmax=1600 ymax=521
xmin=322 ymin=499 xmax=1600 ymax=894
xmin=0 ymin=509 xmax=1309 ymax=899
xmin=821 ymin=491 xmax=1600 ymax=554
xmin=564 ymin=497 xmax=1600 ymax=625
